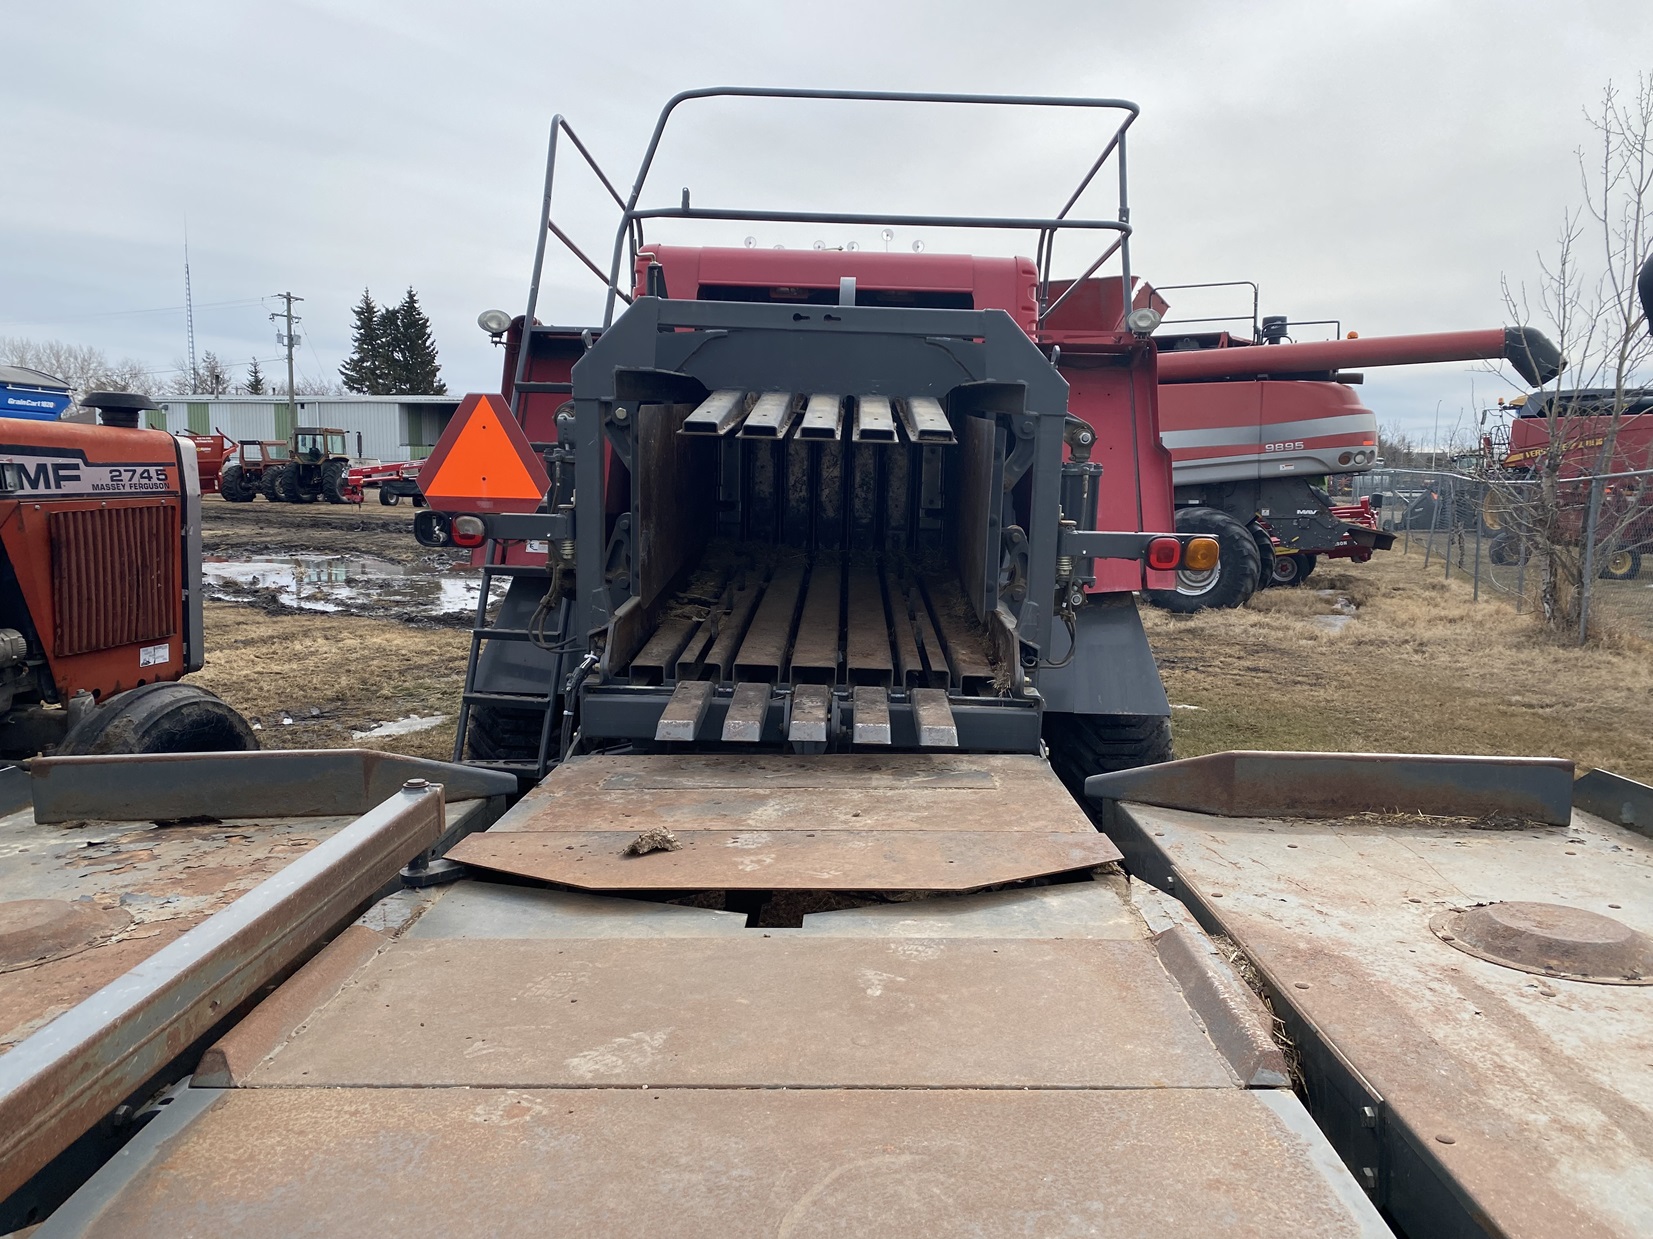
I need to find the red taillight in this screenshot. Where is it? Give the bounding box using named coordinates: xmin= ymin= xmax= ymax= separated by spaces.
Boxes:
xmin=451 ymin=515 xmax=486 ymax=548
xmin=1147 ymin=537 xmax=1182 ymax=571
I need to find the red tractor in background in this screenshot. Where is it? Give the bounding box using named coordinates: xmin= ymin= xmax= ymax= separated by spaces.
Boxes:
xmin=0 ymin=393 xmax=255 ymax=761
xmin=1144 ymin=287 xmax=1563 ymax=610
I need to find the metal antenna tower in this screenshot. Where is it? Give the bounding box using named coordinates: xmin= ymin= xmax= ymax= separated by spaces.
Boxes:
xmin=184 ymin=224 xmax=198 ymax=391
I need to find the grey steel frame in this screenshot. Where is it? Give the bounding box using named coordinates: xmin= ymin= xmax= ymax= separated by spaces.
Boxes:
xmin=517 ymin=87 xmax=1141 ymax=349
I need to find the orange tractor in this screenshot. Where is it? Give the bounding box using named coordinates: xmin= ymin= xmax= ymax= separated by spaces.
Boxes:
xmin=0 ymin=393 xmax=254 ymax=757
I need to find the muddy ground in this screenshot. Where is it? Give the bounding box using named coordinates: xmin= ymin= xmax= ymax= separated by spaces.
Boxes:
xmin=195 ymin=495 xmax=477 ymax=761
xmin=193 ymin=494 xmax=1653 ymax=782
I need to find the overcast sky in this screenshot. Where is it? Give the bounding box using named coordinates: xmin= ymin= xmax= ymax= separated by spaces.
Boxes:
xmin=4 ymin=0 xmax=1650 ymax=442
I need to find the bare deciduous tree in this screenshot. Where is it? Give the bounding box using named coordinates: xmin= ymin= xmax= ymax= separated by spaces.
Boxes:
xmin=1490 ymin=77 xmax=1653 ymax=639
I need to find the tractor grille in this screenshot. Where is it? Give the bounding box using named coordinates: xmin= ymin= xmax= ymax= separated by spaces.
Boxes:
xmin=48 ymin=505 xmax=178 ymax=657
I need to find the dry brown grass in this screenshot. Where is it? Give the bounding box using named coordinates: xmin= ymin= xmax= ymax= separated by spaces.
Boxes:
xmin=1145 ymin=551 xmax=1653 ymax=782
xmin=190 ymin=602 xmax=469 ymax=762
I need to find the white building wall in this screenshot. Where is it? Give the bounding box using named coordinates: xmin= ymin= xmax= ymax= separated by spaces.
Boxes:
xmin=157 ymin=397 xmax=457 ymax=462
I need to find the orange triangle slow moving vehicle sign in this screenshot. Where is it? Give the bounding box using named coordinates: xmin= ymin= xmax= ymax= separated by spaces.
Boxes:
xmin=418 ymin=393 xmax=551 ymax=514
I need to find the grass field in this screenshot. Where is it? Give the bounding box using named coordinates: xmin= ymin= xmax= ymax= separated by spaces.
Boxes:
xmin=1146 ymin=550 xmax=1653 ymax=783
xmin=193 ymin=497 xmax=1653 ymax=783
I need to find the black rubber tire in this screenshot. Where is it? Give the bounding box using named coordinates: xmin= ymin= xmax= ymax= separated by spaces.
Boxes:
xmin=1144 ymin=508 xmax=1261 ymax=613
xmin=258 ymin=466 xmax=284 ymax=501
xmin=466 ymin=702 xmax=555 ymax=764
xmin=274 ymin=466 xmax=301 ymax=503
xmin=321 ymin=459 xmax=351 ymax=504
xmin=1043 ymin=713 xmax=1175 ymax=800
xmin=1600 ymin=549 xmax=1643 ymax=581
xmin=57 ymin=683 xmax=259 ymax=756
xmin=1489 ymin=532 xmax=1524 ymax=566
xmin=219 ymin=464 xmax=256 ymax=502
xmin=379 ymin=487 xmax=401 ymax=506
xmin=1271 ymin=552 xmax=1316 ymax=587
xmin=1251 ymin=524 xmax=1276 ymax=591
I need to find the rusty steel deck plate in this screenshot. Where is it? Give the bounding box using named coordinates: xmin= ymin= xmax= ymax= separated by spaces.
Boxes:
xmin=239 ymin=935 xmax=1233 ymax=1089
xmin=1109 ymin=799 xmax=1653 ymax=1239
xmin=39 ymin=1088 xmax=1388 ymax=1239
xmin=448 ymin=828 xmax=1119 ymax=892
xmin=492 ymin=752 xmax=1090 ymax=833
xmin=1086 ymin=750 xmax=1575 ymax=825
xmin=450 ymin=753 xmax=1113 ymax=891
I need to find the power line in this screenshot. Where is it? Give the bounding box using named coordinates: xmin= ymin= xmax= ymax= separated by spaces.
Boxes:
xmin=0 ymin=298 xmax=268 ymax=330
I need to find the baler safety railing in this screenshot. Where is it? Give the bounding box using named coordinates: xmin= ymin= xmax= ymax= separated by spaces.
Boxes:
xmin=518 ymin=87 xmax=1144 ymax=336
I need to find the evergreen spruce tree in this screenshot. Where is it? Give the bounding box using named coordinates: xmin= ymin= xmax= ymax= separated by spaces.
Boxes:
xmin=244 ymin=357 xmax=267 ymax=394
xmin=383 ymin=287 xmax=447 ymax=395
xmin=339 ymin=289 xmax=385 ymax=393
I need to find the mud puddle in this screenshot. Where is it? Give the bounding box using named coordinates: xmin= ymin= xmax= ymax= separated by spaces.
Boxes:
xmin=203 ymin=553 xmax=506 ymax=625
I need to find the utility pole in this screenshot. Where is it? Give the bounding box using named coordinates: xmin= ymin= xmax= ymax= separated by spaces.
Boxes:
xmin=270 ymin=293 xmax=303 ymax=436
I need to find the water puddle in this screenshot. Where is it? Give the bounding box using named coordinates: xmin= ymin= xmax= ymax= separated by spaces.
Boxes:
xmin=350 ymin=714 xmax=449 ymax=740
xmin=1311 ymin=590 xmax=1359 ymax=633
xmin=203 ymin=553 xmax=504 ymax=621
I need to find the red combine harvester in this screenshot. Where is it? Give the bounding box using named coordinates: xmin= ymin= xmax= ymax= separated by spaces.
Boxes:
xmin=1489 ymin=386 xmax=1653 ymax=577
xmin=1147 ymin=303 xmax=1563 ymax=609
xmin=0 ymin=394 xmax=254 ymax=759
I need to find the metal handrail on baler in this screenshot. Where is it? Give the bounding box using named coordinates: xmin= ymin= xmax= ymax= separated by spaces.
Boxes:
xmin=516 ymin=87 xmax=1144 ymax=365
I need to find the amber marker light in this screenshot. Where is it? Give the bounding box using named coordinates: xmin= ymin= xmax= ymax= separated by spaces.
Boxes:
xmin=1183 ymin=537 xmax=1221 ymax=572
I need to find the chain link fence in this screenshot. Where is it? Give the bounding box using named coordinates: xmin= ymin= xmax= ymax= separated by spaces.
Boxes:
xmin=1343 ymin=466 xmax=1653 ymax=640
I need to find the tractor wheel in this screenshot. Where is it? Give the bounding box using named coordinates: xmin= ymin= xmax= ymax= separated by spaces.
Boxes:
xmin=1144 ymin=508 xmax=1260 ymax=613
xmin=1042 ymin=712 xmax=1174 ymax=800
xmin=57 ymin=683 xmax=258 ymax=756
xmin=274 ymin=466 xmax=301 ymax=503
xmin=1600 ymin=549 xmax=1643 ymax=581
xmin=258 ymin=466 xmax=284 ymax=501
xmin=321 ymin=459 xmax=351 ymax=504
xmin=1271 ymin=552 xmax=1316 ymax=587
xmin=466 ymin=702 xmax=555 ymax=765
xmin=379 ymin=487 xmax=401 ymax=506
xmin=219 ymin=464 xmax=255 ymax=502
xmin=1251 ymin=524 xmax=1276 ymax=590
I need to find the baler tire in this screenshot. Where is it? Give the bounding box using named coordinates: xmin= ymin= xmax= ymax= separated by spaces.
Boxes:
xmin=1043 ymin=713 xmax=1174 ymax=799
xmin=219 ymin=465 xmax=255 ymax=502
xmin=1144 ymin=508 xmax=1260 ymax=613
xmin=321 ymin=460 xmax=351 ymax=504
xmin=57 ymin=684 xmax=259 ymax=756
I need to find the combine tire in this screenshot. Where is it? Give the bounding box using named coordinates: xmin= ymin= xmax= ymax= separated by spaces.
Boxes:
xmin=1270 ymin=552 xmax=1316 ymax=587
xmin=1251 ymin=525 xmax=1275 ymax=590
xmin=1601 ymin=549 xmax=1643 ymax=581
xmin=218 ymin=464 xmax=256 ymax=502
xmin=1488 ymin=532 xmax=1525 ymax=566
xmin=321 ymin=459 xmax=351 ymax=504
xmin=466 ymin=703 xmax=555 ymax=765
xmin=1043 ymin=713 xmax=1174 ymax=799
xmin=1144 ymin=507 xmax=1260 ymax=613
xmin=57 ymin=683 xmax=258 ymax=756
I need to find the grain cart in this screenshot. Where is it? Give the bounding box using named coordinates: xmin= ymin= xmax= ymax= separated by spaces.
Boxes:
xmin=3 ymin=90 xmax=1651 ymax=1239
xmin=1146 ymin=288 xmax=1562 ymax=609
xmin=0 ymin=393 xmax=255 ymax=757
